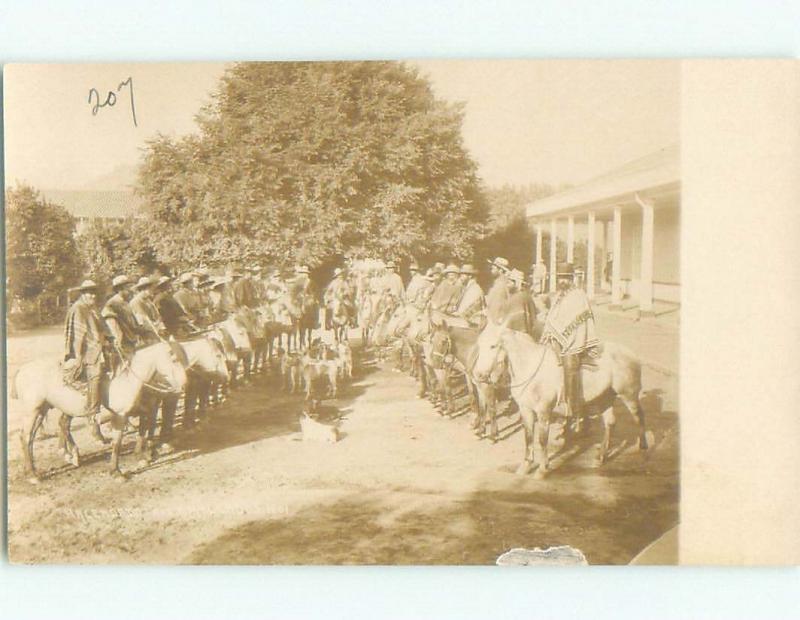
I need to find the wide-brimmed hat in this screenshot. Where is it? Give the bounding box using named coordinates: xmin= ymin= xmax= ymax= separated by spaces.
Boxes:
xmin=248 ymin=265 xmax=262 ymax=273
xmin=443 ymin=263 xmax=460 ymax=275
xmin=154 ymin=276 xmax=172 ymax=290
xmin=423 ymin=268 xmax=436 ymax=281
xmin=557 ymin=262 xmax=575 ymax=277
xmin=433 ymin=262 xmax=445 ymax=273
xmin=111 ymin=275 xmax=132 ymax=290
xmin=507 ymin=269 xmax=526 ymax=285
xmin=179 ymin=272 xmax=194 ymax=284
xmin=72 ymin=279 xmax=98 ymax=293
xmin=460 ymin=264 xmax=478 ymax=275
xmin=385 ymin=260 xmax=396 ymax=269
xmin=295 ymin=265 xmax=310 ymax=275
xmin=198 ymin=278 xmax=215 ymax=289
xmin=134 ymin=276 xmax=154 ymax=290
xmin=210 ymin=278 xmax=227 ymax=289
xmin=409 ymin=262 xmax=419 ymax=271
xmin=487 ymin=257 xmax=510 ymax=271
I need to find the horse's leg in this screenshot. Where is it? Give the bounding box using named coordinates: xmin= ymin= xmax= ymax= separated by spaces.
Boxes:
xmin=58 ymin=413 xmax=80 ymax=467
xmin=619 ymin=393 xmax=649 ymax=451
xmin=158 ymin=396 xmax=177 ymax=453
xmin=20 ymin=404 xmax=48 ymax=481
xmin=596 ymin=405 xmax=616 ymax=466
xmin=516 ymin=406 xmax=536 ymax=475
xmin=184 ymin=377 xmax=198 ymax=429
xmin=480 ymin=383 xmax=498 ymax=442
xmin=533 ymin=409 xmax=552 ymax=479
xmin=197 ymin=380 xmax=210 ymax=422
xmin=109 ymin=412 xmax=128 ymax=478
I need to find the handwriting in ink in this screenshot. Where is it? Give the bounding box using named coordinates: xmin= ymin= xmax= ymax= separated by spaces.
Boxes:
xmin=88 ymin=77 xmax=138 ymax=127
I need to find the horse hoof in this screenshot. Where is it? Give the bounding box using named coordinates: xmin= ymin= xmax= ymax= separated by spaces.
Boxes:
xmin=516 ymin=462 xmax=534 ymax=476
xmin=110 ymin=469 xmax=129 ymax=481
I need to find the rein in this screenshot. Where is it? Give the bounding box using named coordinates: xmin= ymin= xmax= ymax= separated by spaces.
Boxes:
xmin=496 ymin=337 xmax=549 ymax=391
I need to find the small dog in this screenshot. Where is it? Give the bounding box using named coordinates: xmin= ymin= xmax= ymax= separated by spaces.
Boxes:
xmin=336 ymin=341 xmax=353 ymax=379
xmin=299 ymin=411 xmax=340 ymax=443
xmin=279 ymin=349 xmax=303 ymax=393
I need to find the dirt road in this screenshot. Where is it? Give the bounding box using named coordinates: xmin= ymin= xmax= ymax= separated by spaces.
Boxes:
xmin=6 ymin=332 xmax=679 ymax=565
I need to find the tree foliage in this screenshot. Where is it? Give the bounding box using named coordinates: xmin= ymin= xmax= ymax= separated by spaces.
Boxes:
xmin=5 ymin=184 xmax=84 ymax=302
xmin=137 ymin=61 xmax=488 ymax=268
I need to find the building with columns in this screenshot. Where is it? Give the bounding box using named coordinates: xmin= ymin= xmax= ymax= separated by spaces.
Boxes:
xmin=526 ymin=144 xmax=679 ymax=316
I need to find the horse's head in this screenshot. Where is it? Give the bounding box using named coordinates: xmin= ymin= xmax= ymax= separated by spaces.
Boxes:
xmin=473 ymin=319 xmax=508 ymax=383
xmin=429 ymin=320 xmax=454 ymax=370
xmin=153 ymin=339 xmax=189 ymax=393
xmin=223 ymin=317 xmax=253 ymax=352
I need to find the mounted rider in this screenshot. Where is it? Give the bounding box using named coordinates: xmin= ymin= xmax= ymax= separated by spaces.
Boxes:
xmin=485 ymin=256 xmax=511 ymax=323
xmin=381 ymin=260 xmax=406 ymax=303
xmin=63 ymin=279 xmax=109 ymax=443
xmin=323 ymin=267 xmax=353 ymax=329
xmin=454 ymin=264 xmax=485 ymax=327
xmin=101 ymin=275 xmax=146 ymax=373
xmin=233 ymin=265 xmax=259 ymax=309
xmin=130 ymin=276 xmax=167 ymax=343
xmin=404 ymin=262 xmax=425 ymax=302
xmin=540 ymin=262 xmax=600 ymax=424
xmin=503 ymin=269 xmax=537 ymax=337
xmin=153 ymin=276 xmax=196 ymax=338
xmin=429 ymin=264 xmax=463 ymax=315
xmin=411 ymin=267 xmax=437 ymax=309
xmin=173 ymin=272 xmax=206 ymax=327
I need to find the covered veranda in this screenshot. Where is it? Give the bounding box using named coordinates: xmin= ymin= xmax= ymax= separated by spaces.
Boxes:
xmin=526 ymin=144 xmax=680 ymax=317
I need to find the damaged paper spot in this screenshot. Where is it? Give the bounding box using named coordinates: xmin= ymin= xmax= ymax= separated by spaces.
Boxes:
xmin=496 ymin=546 xmax=588 ymax=566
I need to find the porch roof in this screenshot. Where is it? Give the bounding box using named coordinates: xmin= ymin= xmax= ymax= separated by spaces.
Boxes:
xmin=526 ymin=143 xmax=680 ymax=218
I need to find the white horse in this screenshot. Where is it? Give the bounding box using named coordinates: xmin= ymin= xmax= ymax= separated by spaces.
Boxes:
xmin=472 ymin=320 xmax=648 ymax=477
xmin=13 ymin=341 xmax=188 ymax=481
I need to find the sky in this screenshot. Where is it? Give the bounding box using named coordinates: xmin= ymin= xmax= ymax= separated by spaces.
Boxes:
xmin=3 ymin=60 xmax=679 ymax=191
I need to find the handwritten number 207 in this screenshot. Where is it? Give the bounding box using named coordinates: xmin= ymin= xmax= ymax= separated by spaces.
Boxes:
xmin=88 ymin=77 xmax=138 ymax=127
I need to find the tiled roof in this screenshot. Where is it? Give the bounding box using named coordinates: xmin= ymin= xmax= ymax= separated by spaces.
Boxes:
xmin=40 ymin=190 xmax=143 ymax=219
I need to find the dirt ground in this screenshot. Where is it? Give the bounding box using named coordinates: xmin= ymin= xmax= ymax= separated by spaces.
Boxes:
xmin=5 ymin=328 xmax=679 ymax=565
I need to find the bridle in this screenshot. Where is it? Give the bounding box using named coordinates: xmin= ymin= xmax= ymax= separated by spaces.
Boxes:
xmin=478 ymin=333 xmax=549 ymax=391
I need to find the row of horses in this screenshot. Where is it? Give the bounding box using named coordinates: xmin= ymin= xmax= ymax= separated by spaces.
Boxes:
xmin=12 ymin=290 xmax=324 ymax=483
xmin=364 ymin=298 xmax=650 ymax=478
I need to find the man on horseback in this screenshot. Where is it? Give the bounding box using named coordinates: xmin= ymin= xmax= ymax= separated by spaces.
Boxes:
xmin=102 ymin=275 xmax=146 ymax=374
xmin=503 ymin=269 xmax=537 ymax=337
xmin=485 ymin=256 xmax=511 ymax=323
xmin=382 ymin=260 xmax=406 ymax=303
xmin=429 ymin=264 xmax=463 ymax=314
xmin=405 ymin=262 xmax=425 ymax=301
xmin=324 ymin=268 xmax=352 ymax=330
xmin=154 ymin=276 xmax=196 ymax=338
xmin=130 ymin=276 xmax=167 ymax=342
xmin=454 ymin=264 xmax=485 ymax=326
xmin=173 ymin=272 xmax=206 ymax=327
xmin=64 ymin=279 xmax=109 ymax=443
xmin=541 ymin=262 xmax=600 ymax=426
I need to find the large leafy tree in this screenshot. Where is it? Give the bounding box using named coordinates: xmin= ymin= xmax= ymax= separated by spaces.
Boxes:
xmin=6 ymin=185 xmax=84 ymax=302
xmin=137 ymin=61 xmax=488 ymax=268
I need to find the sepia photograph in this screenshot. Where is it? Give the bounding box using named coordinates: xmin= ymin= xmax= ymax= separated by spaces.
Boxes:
xmin=3 ymin=60 xmax=681 ymax=565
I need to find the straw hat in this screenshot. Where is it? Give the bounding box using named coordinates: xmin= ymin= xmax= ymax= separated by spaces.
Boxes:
xmin=72 ymin=279 xmax=98 ymax=293
xmin=111 ymin=275 xmax=132 ymax=290
xmin=134 ymin=276 xmax=154 ymax=290
xmin=444 ymin=263 xmax=460 ymax=275
xmin=507 ymin=269 xmax=526 ymax=286
xmin=179 ymin=272 xmax=194 ymax=284
xmin=487 ymin=257 xmax=510 ymax=271
xmin=460 ymin=264 xmax=478 ymax=275
xmin=154 ymin=276 xmax=172 ymax=290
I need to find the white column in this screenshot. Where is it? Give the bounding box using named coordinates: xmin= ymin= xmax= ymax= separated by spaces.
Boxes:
xmin=599 ymin=218 xmax=608 ymax=292
xmin=549 ymin=218 xmax=557 ymax=292
xmin=535 ymin=224 xmax=543 ymax=263
xmin=636 ymin=194 xmax=655 ymax=314
xmin=611 ymin=206 xmax=622 ymax=307
xmin=587 ymin=211 xmax=596 ymax=299
xmin=566 ymin=215 xmax=575 ymax=263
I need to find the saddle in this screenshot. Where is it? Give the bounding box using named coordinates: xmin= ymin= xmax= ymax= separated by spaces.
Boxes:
xmin=61 ymin=358 xmax=89 ymax=394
